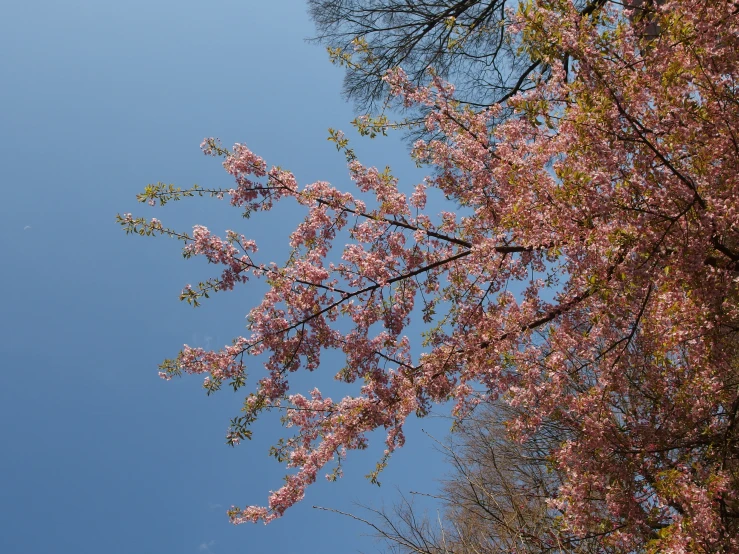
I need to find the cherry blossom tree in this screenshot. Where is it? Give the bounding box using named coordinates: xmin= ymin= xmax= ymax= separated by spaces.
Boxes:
xmin=120 ymin=0 xmax=739 ymax=550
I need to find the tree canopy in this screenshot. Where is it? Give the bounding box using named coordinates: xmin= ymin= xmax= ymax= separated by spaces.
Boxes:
xmin=121 ymin=1 xmax=739 ymax=551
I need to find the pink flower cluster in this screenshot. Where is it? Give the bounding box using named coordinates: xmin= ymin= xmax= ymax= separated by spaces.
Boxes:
xmin=183 ymin=226 xmax=257 ymax=291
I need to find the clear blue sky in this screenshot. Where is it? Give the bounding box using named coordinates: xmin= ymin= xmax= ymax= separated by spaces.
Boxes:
xmin=0 ymin=1 xmax=450 ymax=553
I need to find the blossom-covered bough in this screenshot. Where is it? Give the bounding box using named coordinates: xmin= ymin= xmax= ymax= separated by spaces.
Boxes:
xmin=120 ymin=1 xmax=739 ymax=550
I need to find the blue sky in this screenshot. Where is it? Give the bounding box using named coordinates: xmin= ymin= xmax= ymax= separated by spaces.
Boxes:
xmin=0 ymin=1 xmax=450 ymax=553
